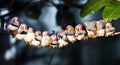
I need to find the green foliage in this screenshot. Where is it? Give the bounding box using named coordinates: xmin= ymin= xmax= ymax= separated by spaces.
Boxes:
xmin=81 ymin=0 xmax=120 ymax=22
xmin=102 ymin=0 xmax=120 ymax=22
xmin=81 ymin=0 xmax=106 ymax=17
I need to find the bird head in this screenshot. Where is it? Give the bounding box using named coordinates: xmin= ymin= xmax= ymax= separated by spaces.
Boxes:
xmin=50 ymin=35 xmax=58 ymax=43
xmin=75 ymin=24 xmax=83 ymax=32
xmin=28 ymin=28 xmax=35 ymax=33
xmin=19 ymin=24 xmax=28 ymax=31
xmin=35 ymin=31 xmax=42 ymax=40
xmin=10 ymin=17 xmax=20 ymax=26
xmin=65 ymin=25 xmax=74 ymax=34
xmin=42 ymin=31 xmax=49 ymax=36
xmin=35 ymin=31 xmax=42 ymax=37
xmin=106 ymin=23 xmax=113 ymax=28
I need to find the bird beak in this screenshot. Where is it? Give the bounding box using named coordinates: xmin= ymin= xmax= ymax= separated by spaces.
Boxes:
xmin=70 ymin=29 xmax=74 ymax=33
xmin=75 ymin=27 xmax=79 ymax=32
xmin=35 ymin=34 xmax=37 ymax=37
xmin=50 ymin=38 xmax=53 ymax=43
xmin=21 ymin=26 xmax=24 ymax=30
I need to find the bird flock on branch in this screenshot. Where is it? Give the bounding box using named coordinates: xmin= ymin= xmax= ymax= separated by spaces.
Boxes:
xmin=7 ymin=17 xmax=120 ymax=48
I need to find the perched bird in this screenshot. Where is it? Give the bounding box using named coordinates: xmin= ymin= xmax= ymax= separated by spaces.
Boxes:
xmin=65 ymin=25 xmax=76 ymax=43
xmin=75 ymin=24 xmax=86 ymax=40
xmin=96 ymin=20 xmax=105 ymax=37
xmin=49 ymin=35 xmax=59 ymax=48
xmin=30 ymin=31 xmax=42 ymax=47
xmin=24 ymin=27 xmax=35 ymax=44
xmin=57 ymin=30 xmax=68 ymax=48
xmin=15 ymin=24 xmax=28 ymax=40
xmin=41 ymin=31 xmax=50 ymax=47
xmin=7 ymin=17 xmax=20 ymax=36
xmin=105 ymin=22 xmax=115 ymax=37
xmin=84 ymin=21 xmax=96 ymax=38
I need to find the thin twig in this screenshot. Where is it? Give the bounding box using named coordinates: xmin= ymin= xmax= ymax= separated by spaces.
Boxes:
xmin=113 ymin=32 xmax=120 ymax=36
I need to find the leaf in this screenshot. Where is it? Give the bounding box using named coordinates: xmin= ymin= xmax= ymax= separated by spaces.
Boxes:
xmin=81 ymin=0 xmax=106 ymax=17
xmin=102 ymin=0 xmax=120 ymax=22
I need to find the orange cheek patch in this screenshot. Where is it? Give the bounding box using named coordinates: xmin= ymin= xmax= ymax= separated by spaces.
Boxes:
xmin=75 ymin=28 xmax=79 ymax=32
xmin=50 ymin=38 xmax=53 ymax=42
xmin=106 ymin=26 xmax=110 ymax=28
xmin=21 ymin=26 xmax=24 ymax=30
xmin=70 ymin=29 xmax=74 ymax=33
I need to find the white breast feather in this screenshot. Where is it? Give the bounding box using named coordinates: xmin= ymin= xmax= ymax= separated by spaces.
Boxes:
xmin=30 ymin=39 xmax=40 ymax=46
xmin=67 ymin=35 xmax=76 ymax=42
xmin=41 ymin=36 xmax=50 ymax=47
xmin=24 ymin=33 xmax=35 ymax=43
xmin=58 ymin=39 xmax=68 ymax=48
xmin=15 ymin=34 xmax=26 ymax=40
xmin=96 ymin=29 xmax=105 ymax=36
xmin=77 ymin=35 xmax=85 ymax=40
xmin=87 ymin=30 xmax=95 ymax=37
xmin=8 ymin=25 xmax=18 ymax=30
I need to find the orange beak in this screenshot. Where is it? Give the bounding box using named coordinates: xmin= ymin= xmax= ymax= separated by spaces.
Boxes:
xmin=75 ymin=27 xmax=79 ymax=32
xmin=50 ymin=38 xmax=53 ymax=42
xmin=70 ymin=29 xmax=74 ymax=33
xmin=21 ymin=26 xmax=24 ymax=30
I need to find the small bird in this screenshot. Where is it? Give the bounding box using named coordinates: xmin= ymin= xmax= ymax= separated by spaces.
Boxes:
xmin=65 ymin=25 xmax=76 ymax=43
xmin=75 ymin=24 xmax=86 ymax=40
xmin=84 ymin=21 xmax=96 ymax=38
xmin=49 ymin=35 xmax=59 ymax=48
xmin=96 ymin=20 xmax=105 ymax=37
xmin=57 ymin=30 xmax=68 ymax=48
xmin=24 ymin=27 xmax=35 ymax=44
xmin=41 ymin=31 xmax=50 ymax=47
xmin=7 ymin=17 xmax=20 ymax=36
xmin=105 ymin=22 xmax=115 ymax=37
xmin=30 ymin=31 xmax=42 ymax=47
xmin=15 ymin=24 xmax=28 ymax=40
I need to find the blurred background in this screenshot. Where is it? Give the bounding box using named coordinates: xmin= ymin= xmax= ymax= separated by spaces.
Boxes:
xmin=0 ymin=0 xmax=120 ymax=65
